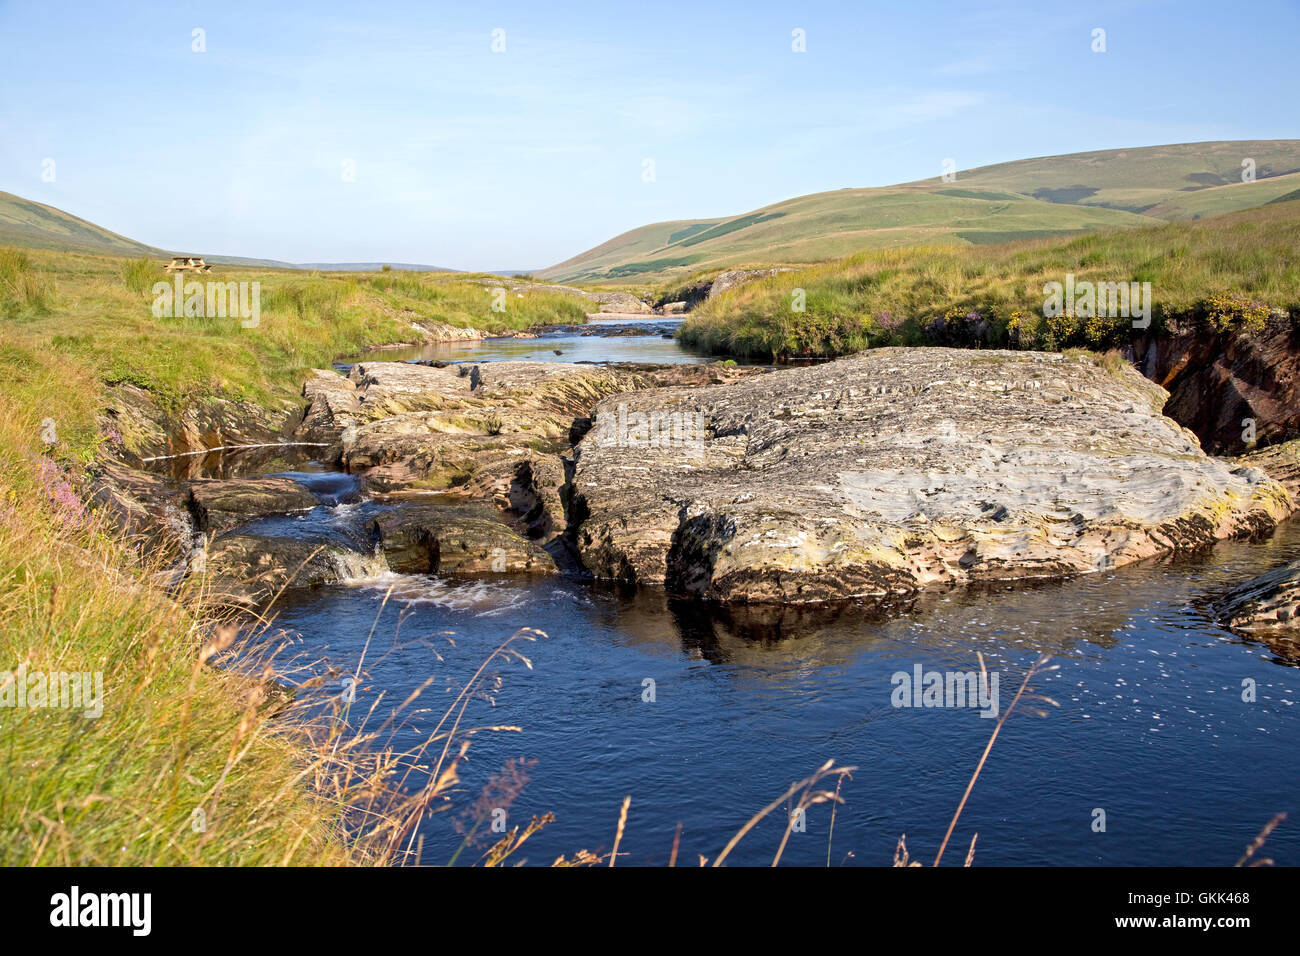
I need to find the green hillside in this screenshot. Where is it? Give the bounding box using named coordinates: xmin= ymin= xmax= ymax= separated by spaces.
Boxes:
xmin=923 ymin=140 xmax=1300 ymax=215
xmin=1142 ymin=170 xmax=1300 ymax=220
xmin=0 ymin=191 xmax=165 ymax=258
xmin=539 ymin=140 xmax=1300 ymax=284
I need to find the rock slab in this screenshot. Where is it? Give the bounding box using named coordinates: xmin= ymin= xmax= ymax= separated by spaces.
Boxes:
xmin=571 ymin=348 xmax=1292 ymax=604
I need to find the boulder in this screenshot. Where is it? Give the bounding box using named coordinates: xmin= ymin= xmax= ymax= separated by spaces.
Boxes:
xmin=412 ymin=321 xmax=487 ymax=343
xmin=298 ymin=369 xmax=362 ymax=446
xmin=1211 ymin=559 xmax=1300 ymax=660
xmin=204 ymin=533 xmax=346 ymax=607
xmin=369 ymin=504 xmax=555 ymax=575
xmin=87 ymin=460 xmax=196 ymax=565
xmin=588 ymin=291 xmax=653 ymax=314
xmin=187 ymin=477 xmax=319 ymax=535
xmin=1237 ymin=438 xmax=1300 ymax=503
xmin=335 ymin=361 xmax=640 ymax=495
xmin=707 ymin=268 xmax=795 ymax=299
xmin=570 ymin=347 xmax=1292 ymax=604
xmin=464 ymin=449 xmax=570 ymax=541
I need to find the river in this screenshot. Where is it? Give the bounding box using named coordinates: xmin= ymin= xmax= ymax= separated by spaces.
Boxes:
xmin=227 ymin=317 xmax=1300 ymax=866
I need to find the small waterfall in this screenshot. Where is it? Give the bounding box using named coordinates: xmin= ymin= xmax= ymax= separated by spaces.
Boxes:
xmin=327 ymin=547 xmax=391 ymax=582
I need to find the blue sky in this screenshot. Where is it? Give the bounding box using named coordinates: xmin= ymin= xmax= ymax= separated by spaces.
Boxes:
xmin=0 ymin=0 xmax=1296 ymax=269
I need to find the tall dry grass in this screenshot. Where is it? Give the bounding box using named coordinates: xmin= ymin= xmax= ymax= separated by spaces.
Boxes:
xmin=0 ymin=391 xmax=585 ymax=865
xmin=0 ymin=247 xmax=55 ymax=318
xmin=678 ymin=201 xmax=1300 ymax=361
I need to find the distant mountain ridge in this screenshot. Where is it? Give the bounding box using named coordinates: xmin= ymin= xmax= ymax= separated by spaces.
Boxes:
xmin=292 ymin=262 xmax=458 ymax=273
xmin=6 ymin=140 xmax=1299 ymax=282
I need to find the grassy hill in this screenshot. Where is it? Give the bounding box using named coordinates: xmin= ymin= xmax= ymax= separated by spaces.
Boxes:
xmin=539 ymin=140 xmax=1300 ymax=284
xmin=0 ymin=191 xmax=167 ymax=258
xmin=0 ymin=192 xmax=453 ymax=272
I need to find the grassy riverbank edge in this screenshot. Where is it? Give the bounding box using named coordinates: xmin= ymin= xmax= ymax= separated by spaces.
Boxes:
xmin=675 ymin=202 xmax=1300 ymax=362
xmin=0 ymin=249 xmax=588 ymax=865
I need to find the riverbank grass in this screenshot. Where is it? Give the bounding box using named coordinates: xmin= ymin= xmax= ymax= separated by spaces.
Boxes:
xmin=0 ymin=249 xmax=591 ymax=864
xmin=677 ymin=201 xmax=1300 ymax=361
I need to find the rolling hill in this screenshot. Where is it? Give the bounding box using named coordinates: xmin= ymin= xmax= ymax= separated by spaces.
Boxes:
xmin=538 ymin=140 xmax=1300 ymax=284
xmin=7 ymin=140 xmax=1298 ymax=284
xmin=0 ymin=191 xmax=166 ymax=259
xmin=0 ymin=192 xmax=452 ymax=272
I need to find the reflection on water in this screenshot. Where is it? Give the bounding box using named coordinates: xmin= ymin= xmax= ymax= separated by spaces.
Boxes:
xmin=342 ymin=317 xmax=711 ymax=367
xmin=197 ymin=316 xmax=1300 ymax=865
xmin=265 ymin=520 xmax=1300 ymax=866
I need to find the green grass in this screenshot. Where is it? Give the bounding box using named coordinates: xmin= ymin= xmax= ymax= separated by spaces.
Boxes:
xmin=0 ymin=190 xmax=164 ymax=258
xmin=1145 ymin=171 xmax=1300 ymax=220
xmin=922 ymin=140 xmax=1300 ymax=215
xmin=0 ymin=398 xmax=362 ymax=864
xmin=363 ymin=270 xmax=588 ymax=327
xmin=545 ymin=187 xmax=1152 ymax=284
xmin=0 ymin=249 xmax=588 ymax=461
xmin=1 ymin=248 xmax=55 ymax=318
xmin=0 ymin=249 xmax=606 ymax=864
xmin=677 ymin=200 xmax=1300 ymax=361
xmin=0 ymin=406 xmax=559 ymax=864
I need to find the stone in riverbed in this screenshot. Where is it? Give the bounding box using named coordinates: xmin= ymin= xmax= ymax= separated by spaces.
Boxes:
xmin=88 ymin=460 xmax=196 ymax=566
xmin=707 ymin=268 xmax=795 ymax=299
xmin=298 ymin=369 xmax=362 ymax=448
xmin=330 ymin=360 xmax=641 ymax=495
xmin=1211 ymin=559 xmax=1300 ymax=661
xmin=462 ymin=449 xmax=571 ymax=541
xmin=1237 ymin=438 xmax=1300 ymax=502
xmin=204 ymin=533 xmax=345 ymax=607
xmin=187 ymin=477 xmax=320 ymax=535
xmin=369 ymin=504 xmax=556 ymax=575
xmin=571 ymin=347 xmax=1293 ymax=604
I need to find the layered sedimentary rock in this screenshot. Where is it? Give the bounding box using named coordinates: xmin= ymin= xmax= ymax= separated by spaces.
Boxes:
xmin=1237 ymin=438 xmax=1300 ymax=501
xmin=1211 ymin=559 xmax=1300 ymax=661
xmin=297 ymin=361 xmax=641 ymax=498
xmin=571 ymin=348 xmax=1293 ymax=604
xmin=1129 ymin=309 xmax=1298 ymax=455
xmin=369 ymin=504 xmax=555 ymax=575
xmin=186 ymin=476 xmax=319 ymax=535
xmin=204 ymin=533 xmax=347 ymax=607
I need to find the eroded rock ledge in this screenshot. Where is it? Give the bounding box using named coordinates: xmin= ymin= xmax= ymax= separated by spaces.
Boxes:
xmin=94 ymin=350 xmax=1300 ymax=614
xmin=1212 ymin=559 xmax=1300 ymax=661
xmin=571 ymin=348 xmax=1294 ymax=604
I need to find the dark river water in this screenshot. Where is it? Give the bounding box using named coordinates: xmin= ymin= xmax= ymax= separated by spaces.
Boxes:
xmin=240 ymin=318 xmax=1300 ymax=866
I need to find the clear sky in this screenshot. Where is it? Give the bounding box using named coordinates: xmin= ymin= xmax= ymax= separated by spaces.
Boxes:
xmin=1 ymin=0 xmax=1295 ymax=269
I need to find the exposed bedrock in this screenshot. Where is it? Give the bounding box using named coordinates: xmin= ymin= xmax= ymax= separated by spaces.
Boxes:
xmin=570 ymin=348 xmax=1294 ymax=604
xmin=369 ymin=504 xmax=556 ymax=575
xmin=1211 ymin=558 xmax=1300 ymax=662
xmin=1129 ymin=310 xmax=1299 ymax=455
xmin=186 ymin=476 xmax=320 ymax=536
